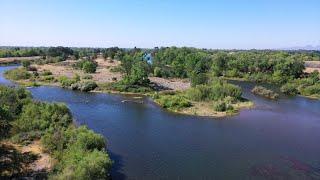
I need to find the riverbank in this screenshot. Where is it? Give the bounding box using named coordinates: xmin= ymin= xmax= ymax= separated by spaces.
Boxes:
xmin=4 ymin=67 xmax=254 ymax=118
xmin=0 ymin=56 xmax=42 ymax=65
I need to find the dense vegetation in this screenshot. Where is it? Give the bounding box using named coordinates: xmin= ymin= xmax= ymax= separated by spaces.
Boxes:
xmin=99 ymin=51 xmax=154 ymax=93
xmin=281 ymin=71 xmax=320 ymax=98
xmin=151 ymin=47 xmax=320 ymax=98
xmin=2 ymin=46 xmax=320 ymax=99
xmin=0 ymin=47 xmax=44 ymax=58
xmin=0 ymin=85 xmax=112 ymax=179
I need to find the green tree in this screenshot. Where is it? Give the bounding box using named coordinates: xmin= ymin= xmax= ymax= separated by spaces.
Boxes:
xmin=124 ymin=60 xmax=150 ymax=85
xmin=82 ymin=61 xmax=97 ymax=73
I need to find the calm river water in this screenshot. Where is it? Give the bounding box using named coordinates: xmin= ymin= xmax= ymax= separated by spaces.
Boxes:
xmin=1 ymin=65 xmax=320 ymax=180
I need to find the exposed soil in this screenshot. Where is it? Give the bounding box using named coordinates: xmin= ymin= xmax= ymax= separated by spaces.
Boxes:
xmin=0 ymin=140 xmax=53 ymax=179
xmin=304 ymin=61 xmax=320 ymax=73
xmin=149 ymin=77 xmax=190 ymax=91
xmin=21 ymin=141 xmax=53 ymax=172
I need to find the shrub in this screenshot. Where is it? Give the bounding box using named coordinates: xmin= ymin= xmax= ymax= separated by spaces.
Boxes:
xmin=190 ymin=73 xmax=208 ymax=87
xmin=11 ymin=131 xmax=42 ymax=144
xmin=65 ymin=126 xmax=105 ymax=151
xmin=41 ymin=70 xmax=53 ymax=76
xmin=153 ymin=67 xmax=162 ymax=77
xmin=4 ymin=68 xmax=31 ymax=80
xmin=82 ymin=74 xmax=93 ymax=79
xmin=251 ymin=86 xmax=279 ymax=99
xmin=186 ymin=80 xmax=242 ymax=101
xmin=156 ymin=94 xmax=191 ymax=110
xmin=280 ymin=83 xmax=299 ymax=95
xmin=213 ymin=101 xmax=227 ymax=112
xmin=15 ymin=102 xmax=72 ymax=132
xmin=40 ymin=75 xmax=55 ymax=82
xmin=58 ymin=76 xmax=77 ymax=88
xmin=81 ymin=81 xmax=97 ymax=92
xmin=225 ymin=69 xmax=239 ymax=77
xmin=110 ymin=66 xmax=123 ymax=73
xmin=212 ymin=100 xmax=234 ymax=112
xmin=21 ymin=60 xmax=31 ymax=68
xmin=70 ymin=81 xmax=97 ymax=92
xmin=54 ymin=148 xmax=111 ymax=180
xmin=186 ymin=85 xmax=212 ymax=101
xmin=301 ymin=84 xmax=320 ymax=96
xmin=82 ymin=61 xmax=97 ymax=73
xmin=0 ymin=86 xmax=31 ymax=120
xmin=210 ymin=81 xmax=241 ymax=100
xmin=248 ymin=72 xmax=271 ymax=83
xmin=75 ymin=60 xmax=97 ymax=73
xmin=43 ymin=126 xmax=111 ymax=180
xmin=98 ymin=82 xmax=153 ymax=93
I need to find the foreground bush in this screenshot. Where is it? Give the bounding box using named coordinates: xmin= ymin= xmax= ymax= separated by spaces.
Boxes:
xmin=42 ymin=126 xmax=111 ymax=180
xmin=53 ymin=148 xmax=111 ymax=180
xmin=251 ymin=86 xmax=279 ymax=99
xmin=0 ymin=86 xmax=112 ymax=179
xmin=15 ymin=102 xmax=72 ymax=132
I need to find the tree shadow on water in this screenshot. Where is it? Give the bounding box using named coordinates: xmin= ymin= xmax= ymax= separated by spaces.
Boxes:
xmin=0 ymin=144 xmax=47 ymax=179
xmin=108 ymin=151 xmax=127 ymax=180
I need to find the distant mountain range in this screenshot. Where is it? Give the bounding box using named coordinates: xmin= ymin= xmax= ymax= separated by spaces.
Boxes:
xmin=282 ymin=45 xmax=320 ymax=50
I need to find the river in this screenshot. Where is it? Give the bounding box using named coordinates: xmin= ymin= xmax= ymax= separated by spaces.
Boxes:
xmin=1 ymin=65 xmax=320 ymax=180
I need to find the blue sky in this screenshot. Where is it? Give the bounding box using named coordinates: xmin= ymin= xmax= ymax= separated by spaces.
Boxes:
xmin=1 ymin=0 xmax=319 ymax=49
